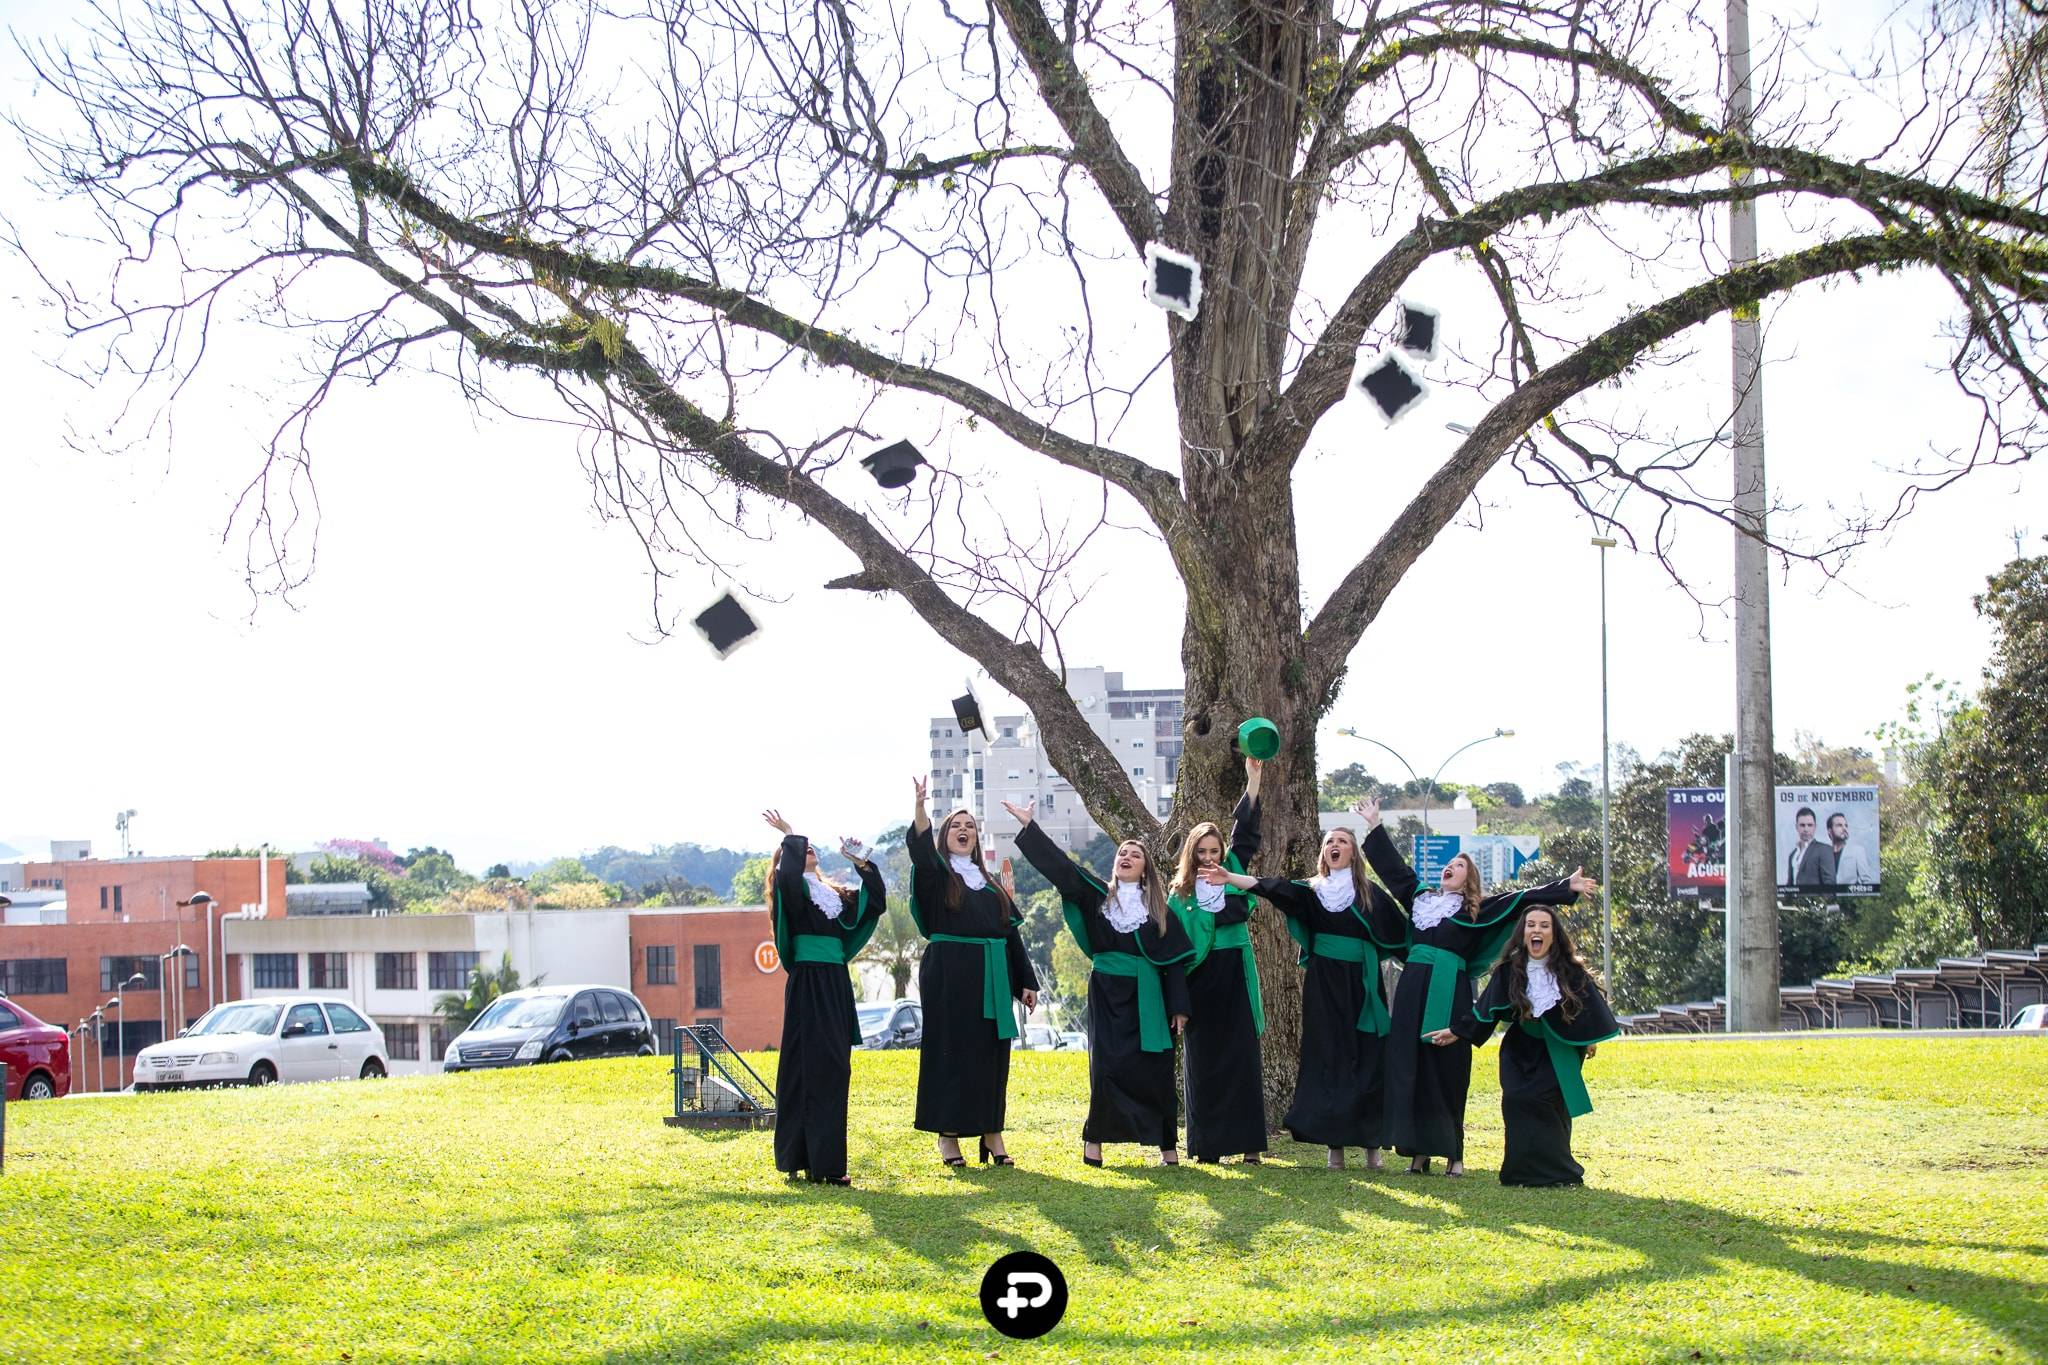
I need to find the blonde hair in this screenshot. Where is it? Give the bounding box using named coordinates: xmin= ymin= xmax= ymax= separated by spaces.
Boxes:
xmin=1318 ymin=826 xmax=1374 ymax=909
xmin=1169 ymin=821 xmax=1228 ymax=899
xmin=1112 ymin=839 xmax=1170 ymax=933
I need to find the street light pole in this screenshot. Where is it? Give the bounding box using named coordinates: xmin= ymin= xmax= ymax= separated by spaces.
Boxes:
xmin=115 ymin=973 xmax=143 ymax=1089
xmin=1334 ymin=728 xmax=1516 ymax=870
xmin=1593 ymin=534 xmax=1618 ymax=986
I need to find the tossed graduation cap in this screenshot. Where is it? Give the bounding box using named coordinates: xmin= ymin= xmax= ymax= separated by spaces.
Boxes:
xmin=951 ymin=677 xmax=991 ymax=742
xmin=1349 ymin=346 xmax=1430 ymax=426
xmin=691 ymin=591 xmax=760 ymax=659
xmin=1143 ymin=242 xmax=1202 ymax=320
xmin=860 ymin=439 xmax=926 ymax=490
xmin=1396 ymin=298 xmax=1440 ymax=361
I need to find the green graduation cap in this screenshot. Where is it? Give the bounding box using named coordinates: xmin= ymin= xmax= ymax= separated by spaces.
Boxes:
xmin=1236 ymin=717 xmax=1280 ymax=761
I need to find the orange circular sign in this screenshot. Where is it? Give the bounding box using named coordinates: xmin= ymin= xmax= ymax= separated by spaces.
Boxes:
xmin=754 ymin=941 xmax=780 ymax=974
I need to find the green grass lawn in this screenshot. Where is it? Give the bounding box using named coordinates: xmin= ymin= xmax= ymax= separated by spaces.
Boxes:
xmin=2 ymin=1037 xmax=2044 ymax=1363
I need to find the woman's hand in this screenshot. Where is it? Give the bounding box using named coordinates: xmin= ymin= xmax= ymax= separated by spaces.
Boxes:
xmin=1352 ymin=795 xmax=1381 ymax=830
xmin=1427 ymin=1028 xmax=1458 ymax=1047
xmin=1021 ymin=988 xmax=1038 ymax=1011
xmin=762 ymin=809 xmax=794 ymax=836
xmin=1244 ymin=754 xmax=1264 ymax=796
xmin=911 ymin=777 xmax=930 ymax=832
xmin=912 ymin=776 xmax=928 ymax=806
xmin=1170 ymin=1013 xmax=1189 ymax=1037
xmin=1200 ymin=864 xmax=1253 ymax=890
xmin=1000 ymin=798 xmax=1036 ymax=827
xmin=999 ymin=857 xmax=1018 ymax=900
xmin=1568 ymin=866 xmax=1600 ymax=896
xmin=838 ymin=838 xmax=869 ymax=866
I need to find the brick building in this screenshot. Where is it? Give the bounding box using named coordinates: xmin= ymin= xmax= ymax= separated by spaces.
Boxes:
xmin=0 ymin=853 xmax=289 ymax=1087
xmin=626 ymin=904 xmax=786 ymax=1052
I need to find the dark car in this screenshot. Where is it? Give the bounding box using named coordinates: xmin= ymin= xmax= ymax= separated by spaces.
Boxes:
xmin=443 ymin=985 xmax=655 ymax=1071
xmin=856 ymin=999 xmax=923 ymax=1050
xmin=0 ymin=997 xmax=72 ymax=1100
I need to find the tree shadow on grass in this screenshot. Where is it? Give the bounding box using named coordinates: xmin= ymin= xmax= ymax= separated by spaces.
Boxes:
xmin=550 ymin=1165 xmax=2046 ymax=1365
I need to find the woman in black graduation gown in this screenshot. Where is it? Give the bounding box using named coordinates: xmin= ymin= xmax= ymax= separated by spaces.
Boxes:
xmin=1004 ymin=798 xmax=1195 ymax=1167
xmin=908 ymin=778 xmax=1039 ymax=1167
xmin=1453 ymin=903 xmax=1619 ymax=1186
xmin=763 ymin=810 xmax=886 ymax=1186
xmin=1205 ymin=816 xmax=1410 ymax=1170
xmin=1169 ymin=755 xmax=1268 ymax=1163
xmin=1358 ymin=796 xmax=1598 ymax=1175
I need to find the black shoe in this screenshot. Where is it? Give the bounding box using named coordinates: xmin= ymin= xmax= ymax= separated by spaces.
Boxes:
xmin=978 ymin=1138 xmax=1015 ymax=1166
xmin=1082 ymin=1146 xmax=1103 ymax=1167
xmin=938 ymin=1138 xmax=965 ymax=1168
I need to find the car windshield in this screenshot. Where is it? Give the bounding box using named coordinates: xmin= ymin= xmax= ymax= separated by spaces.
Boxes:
xmin=189 ymin=1004 xmax=282 ymax=1037
xmin=855 ymin=1004 xmax=892 ymax=1032
xmin=472 ymin=995 xmax=566 ymax=1031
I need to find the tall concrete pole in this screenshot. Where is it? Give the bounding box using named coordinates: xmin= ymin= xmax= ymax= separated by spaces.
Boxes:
xmin=1727 ymin=0 xmax=1780 ymax=1031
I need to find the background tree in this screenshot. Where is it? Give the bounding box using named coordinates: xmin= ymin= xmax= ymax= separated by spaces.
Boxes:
xmin=20 ymin=0 xmax=2048 ymax=1109
xmin=433 ymin=952 xmax=531 ymax=1031
xmin=865 ymin=899 xmax=923 ymax=1001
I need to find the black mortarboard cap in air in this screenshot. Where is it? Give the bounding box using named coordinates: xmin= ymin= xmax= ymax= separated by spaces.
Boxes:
xmin=1350 ymin=347 xmax=1430 ymax=426
xmin=860 ymin=439 xmax=926 ymax=490
xmin=692 ymin=592 xmax=760 ymax=659
xmin=1143 ymin=242 xmax=1202 ymax=320
xmin=951 ymin=677 xmax=991 ymax=742
xmin=1397 ymin=299 xmax=1440 ymax=361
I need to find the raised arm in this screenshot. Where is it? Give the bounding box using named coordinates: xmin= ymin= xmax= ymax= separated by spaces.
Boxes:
xmin=910 ymin=775 xmax=931 ymax=836
xmin=1360 ymin=810 xmax=1421 ymax=909
xmin=1484 ymin=866 xmax=1598 ymax=914
xmin=1009 ymin=804 xmax=1104 ymax=911
xmin=1228 ymin=756 xmax=1263 ymax=869
xmin=763 ymin=810 xmax=807 ymax=911
xmin=847 ymin=840 xmax=887 ymax=916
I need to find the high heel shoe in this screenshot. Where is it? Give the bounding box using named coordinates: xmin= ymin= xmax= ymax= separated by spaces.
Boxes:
xmin=938 ymin=1138 xmax=965 ymax=1168
xmin=1407 ymin=1156 xmax=1431 ymax=1175
xmin=1081 ymin=1143 xmax=1103 ymax=1167
xmin=978 ymin=1138 xmax=1015 ymax=1167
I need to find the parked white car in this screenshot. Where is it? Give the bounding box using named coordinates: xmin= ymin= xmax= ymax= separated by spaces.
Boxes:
xmin=132 ymin=997 xmax=389 ymax=1090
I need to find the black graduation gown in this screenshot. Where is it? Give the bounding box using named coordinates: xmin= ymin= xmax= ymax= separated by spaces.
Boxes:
xmin=907 ymin=823 xmax=1039 ymax=1136
xmin=1177 ymin=793 xmax=1268 ymax=1161
xmin=1455 ymin=964 xmax=1620 ymax=1186
xmin=770 ymin=836 xmax=885 ymax=1180
xmin=1364 ymin=825 xmax=1581 ymax=1162
xmin=1250 ymin=870 xmax=1410 ymax=1150
xmin=1014 ymin=820 xmax=1194 ymax=1149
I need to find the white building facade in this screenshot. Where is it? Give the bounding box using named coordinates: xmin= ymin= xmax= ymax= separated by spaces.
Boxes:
xmin=224 ymin=909 xmax=633 ymax=1074
xmin=929 ymin=667 xmax=1184 ymax=866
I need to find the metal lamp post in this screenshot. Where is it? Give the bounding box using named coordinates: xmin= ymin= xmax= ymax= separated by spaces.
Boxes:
xmin=158 ymin=945 xmax=195 ymax=1038
xmin=1334 ymin=727 xmax=1517 ymax=840
xmin=178 ymin=891 xmax=216 ymax=1010
xmin=114 ymin=973 xmax=144 ymax=1089
xmin=1592 ymin=534 xmax=1618 ymax=987
xmin=87 ymin=1011 xmax=105 ymax=1093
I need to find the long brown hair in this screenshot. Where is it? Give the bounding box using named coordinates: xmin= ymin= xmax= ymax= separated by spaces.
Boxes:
xmin=1110 ymin=839 xmax=1170 ymax=934
xmin=1496 ymin=906 xmax=1596 ymax=1023
xmin=1169 ymin=821 xmax=1227 ymax=899
xmin=1318 ymin=826 xmax=1373 ymax=910
xmin=937 ymin=807 xmax=1015 ymax=916
xmin=766 ymin=845 xmax=854 ymax=913
xmin=1443 ymin=852 xmax=1484 ymax=918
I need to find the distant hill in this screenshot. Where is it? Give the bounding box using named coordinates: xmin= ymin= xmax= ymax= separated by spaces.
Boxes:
xmin=576 ymin=843 xmax=760 ymax=895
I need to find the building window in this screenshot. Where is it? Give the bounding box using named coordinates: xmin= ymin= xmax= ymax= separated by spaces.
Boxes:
xmin=100 ymin=886 xmax=108 ymax=910
xmin=1133 ymin=766 xmax=1145 ymax=778
xmin=0 ymin=958 xmax=67 ymax=995
xmin=428 ymin=951 xmax=481 ymax=990
xmin=646 ymin=944 xmax=677 ymax=985
xmin=379 ymin=1020 xmax=421 ymax=1061
xmin=101 ymin=956 xmax=162 ymax=992
xmin=112 ymin=885 xmax=123 ymax=914
xmin=428 ymin=1019 xmax=452 ymax=1061
xmin=308 ymin=953 xmax=348 ymax=989
xmin=693 ymin=944 xmax=723 ymax=1009
xmin=375 ymin=953 xmax=418 ymax=990
xmin=652 ymin=1017 xmax=678 ymax=1053
xmin=252 ymin=954 xmax=299 ymax=989
xmin=102 ymin=1021 xmax=163 ymax=1054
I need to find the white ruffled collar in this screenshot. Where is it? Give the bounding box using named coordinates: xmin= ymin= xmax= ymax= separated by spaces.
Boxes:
xmin=1311 ymin=874 xmax=1356 ymax=915
xmin=948 ymin=854 xmax=988 ymax=891
xmin=1414 ymin=890 xmax=1463 ymax=931
xmin=1526 ymin=955 xmax=1562 ymax=1017
xmin=1194 ymin=877 xmax=1229 ymax=913
xmin=803 ymin=873 xmax=845 ymax=921
xmin=1103 ymin=881 xmax=1150 ymax=934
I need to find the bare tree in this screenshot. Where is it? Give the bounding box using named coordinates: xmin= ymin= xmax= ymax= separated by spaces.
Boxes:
xmin=13 ymin=0 xmax=2048 ymax=1112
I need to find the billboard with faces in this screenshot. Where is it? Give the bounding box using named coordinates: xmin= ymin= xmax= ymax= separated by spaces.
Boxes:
xmin=1775 ymin=785 xmax=1881 ymax=896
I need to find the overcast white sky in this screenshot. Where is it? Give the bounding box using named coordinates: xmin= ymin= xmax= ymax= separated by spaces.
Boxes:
xmin=1 ymin=0 xmax=2038 ymax=871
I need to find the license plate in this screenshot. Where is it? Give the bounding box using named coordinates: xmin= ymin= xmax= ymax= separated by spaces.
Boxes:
xmin=160 ymin=1071 xmax=184 ymax=1082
